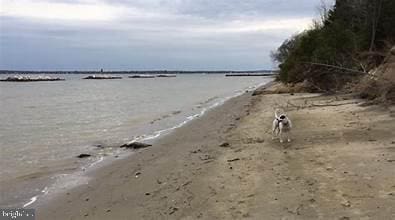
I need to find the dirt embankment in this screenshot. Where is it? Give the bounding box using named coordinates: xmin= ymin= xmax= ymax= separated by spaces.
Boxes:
xmin=356 ymin=46 xmax=395 ymax=103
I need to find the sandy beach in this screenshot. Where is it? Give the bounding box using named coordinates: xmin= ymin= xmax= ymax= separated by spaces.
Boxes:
xmin=35 ymin=83 xmax=395 ymax=219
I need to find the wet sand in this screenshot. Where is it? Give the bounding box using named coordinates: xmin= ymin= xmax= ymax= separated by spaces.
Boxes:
xmin=36 ymin=83 xmax=395 ymax=219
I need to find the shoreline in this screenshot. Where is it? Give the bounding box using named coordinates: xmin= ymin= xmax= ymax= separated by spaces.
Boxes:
xmin=10 ymin=79 xmax=272 ymax=209
xmin=35 ymin=82 xmax=395 ymax=219
xmin=33 ymin=81 xmax=261 ymax=216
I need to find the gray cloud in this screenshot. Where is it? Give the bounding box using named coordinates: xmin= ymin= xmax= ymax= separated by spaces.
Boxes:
xmin=0 ymin=0 xmax=330 ymax=70
xmin=104 ymin=0 xmax=318 ymax=19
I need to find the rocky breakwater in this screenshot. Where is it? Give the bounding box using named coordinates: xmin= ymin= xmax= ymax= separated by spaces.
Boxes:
xmin=128 ymin=74 xmax=156 ymax=78
xmin=83 ymin=75 xmax=122 ymax=80
xmin=0 ymin=75 xmax=65 ymax=82
xmin=156 ymin=74 xmax=177 ymax=77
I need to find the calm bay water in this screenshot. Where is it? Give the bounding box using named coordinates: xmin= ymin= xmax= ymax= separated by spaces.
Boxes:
xmin=0 ymin=74 xmax=272 ymax=207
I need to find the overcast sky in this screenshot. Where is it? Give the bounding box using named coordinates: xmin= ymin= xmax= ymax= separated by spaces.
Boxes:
xmin=0 ymin=0 xmax=332 ymax=71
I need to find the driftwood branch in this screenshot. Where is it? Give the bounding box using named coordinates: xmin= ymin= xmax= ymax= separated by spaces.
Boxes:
xmin=310 ymin=101 xmax=360 ymax=107
xmin=302 ymin=62 xmax=366 ymax=75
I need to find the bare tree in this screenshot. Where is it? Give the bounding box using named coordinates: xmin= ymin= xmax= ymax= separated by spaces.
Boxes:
xmin=369 ymin=0 xmax=383 ymax=52
xmin=316 ymin=0 xmax=332 ymax=24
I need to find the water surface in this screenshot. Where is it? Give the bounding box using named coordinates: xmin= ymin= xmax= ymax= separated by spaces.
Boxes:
xmin=0 ymin=74 xmax=272 ymax=207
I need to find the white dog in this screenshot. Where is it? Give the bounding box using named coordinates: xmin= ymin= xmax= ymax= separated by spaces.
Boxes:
xmin=272 ymin=109 xmax=292 ymax=143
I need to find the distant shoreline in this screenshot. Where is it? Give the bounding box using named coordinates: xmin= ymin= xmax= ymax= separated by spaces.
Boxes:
xmin=0 ymin=70 xmax=277 ymax=75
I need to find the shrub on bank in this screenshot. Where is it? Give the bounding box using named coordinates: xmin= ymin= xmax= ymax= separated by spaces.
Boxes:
xmin=272 ymin=0 xmax=395 ymax=93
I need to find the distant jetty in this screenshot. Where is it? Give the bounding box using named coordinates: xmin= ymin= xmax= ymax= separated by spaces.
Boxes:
xmin=156 ymin=74 xmax=177 ymax=77
xmin=0 ymin=75 xmax=65 ymax=82
xmin=83 ymin=75 xmax=122 ymax=80
xmin=129 ymin=74 xmax=156 ymax=78
xmin=129 ymin=74 xmax=177 ymax=78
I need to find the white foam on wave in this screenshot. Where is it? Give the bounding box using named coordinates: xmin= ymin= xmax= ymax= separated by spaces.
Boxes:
xmin=22 ymin=171 xmax=92 ymax=208
xmin=42 ymin=187 xmax=49 ymax=195
xmin=23 ymin=196 xmax=37 ymax=208
xmin=129 ymin=80 xmax=270 ymax=144
xmin=88 ymin=156 xmax=104 ymax=168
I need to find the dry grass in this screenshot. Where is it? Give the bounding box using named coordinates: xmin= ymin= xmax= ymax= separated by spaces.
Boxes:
xmin=252 ymin=81 xmax=313 ymax=96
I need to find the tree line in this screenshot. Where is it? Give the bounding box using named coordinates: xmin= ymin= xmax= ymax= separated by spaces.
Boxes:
xmin=272 ymin=0 xmax=395 ymax=92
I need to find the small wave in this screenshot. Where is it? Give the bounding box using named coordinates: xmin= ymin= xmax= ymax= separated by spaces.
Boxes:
xmin=126 ymin=84 xmax=256 ymax=144
xmin=42 ymin=187 xmax=49 ymax=195
xmin=23 ymin=196 xmax=37 ymax=208
xmin=150 ymin=110 xmax=182 ymax=124
xmin=198 ymin=96 xmax=219 ymax=105
xmin=88 ymin=156 xmax=104 ymax=168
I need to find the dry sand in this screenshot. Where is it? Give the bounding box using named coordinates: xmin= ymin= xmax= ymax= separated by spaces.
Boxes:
xmin=36 ymin=83 xmax=395 ymax=219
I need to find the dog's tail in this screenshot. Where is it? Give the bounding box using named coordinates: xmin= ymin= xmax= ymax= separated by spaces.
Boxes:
xmin=274 ymin=109 xmax=282 ymax=119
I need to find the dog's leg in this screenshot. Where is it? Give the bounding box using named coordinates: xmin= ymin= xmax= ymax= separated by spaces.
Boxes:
xmin=272 ymin=120 xmax=278 ymax=140
xmin=279 ymin=123 xmax=284 ymax=143
xmin=287 ymin=131 xmax=291 ymax=142
xmin=287 ymin=119 xmax=292 ymax=142
xmin=279 ymin=129 xmax=284 ymax=143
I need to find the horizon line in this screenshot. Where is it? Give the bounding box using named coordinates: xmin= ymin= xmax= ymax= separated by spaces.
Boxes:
xmin=0 ymin=69 xmax=278 ymax=73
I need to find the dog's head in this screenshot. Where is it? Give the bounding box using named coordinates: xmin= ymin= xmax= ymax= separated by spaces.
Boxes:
xmin=278 ymin=114 xmax=289 ymax=123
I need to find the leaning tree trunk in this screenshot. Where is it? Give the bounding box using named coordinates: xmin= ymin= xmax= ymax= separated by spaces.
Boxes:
xmin=369 ymin=0 xmax=383 ymax=52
